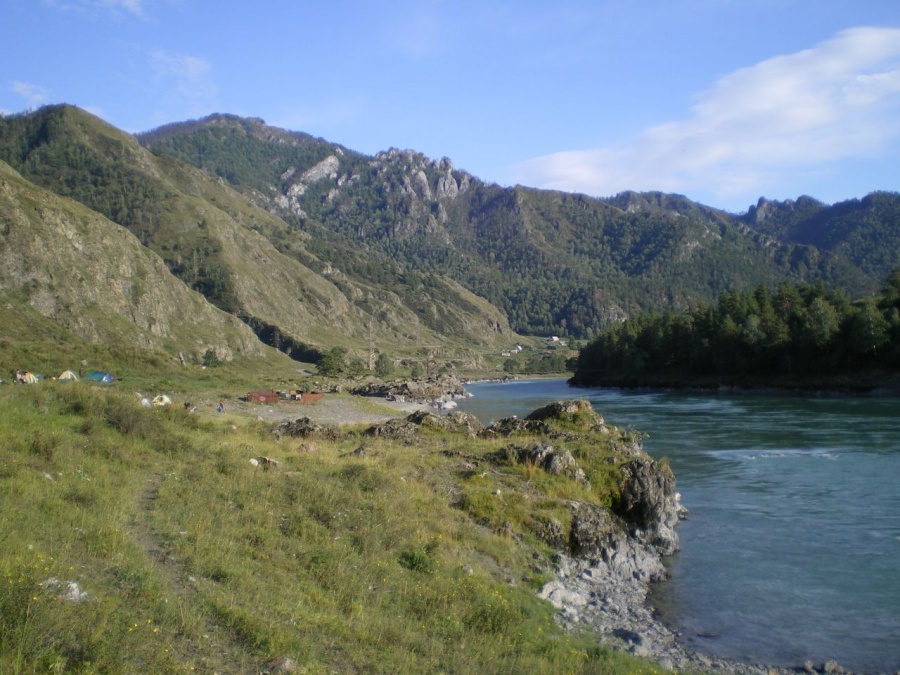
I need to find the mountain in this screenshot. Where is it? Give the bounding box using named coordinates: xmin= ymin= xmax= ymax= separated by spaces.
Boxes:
xmin=0 ymin=105 xmax=514 ymax=369
xmin=743 ymin=193 xmax=900 ymax=280
xmin=0 ymin=158 xmax=263 ymax=363
xmin=138 ymin=113 xmax=891 ymax=337
xmin=1 ymin=104 xmax=897 ymax=368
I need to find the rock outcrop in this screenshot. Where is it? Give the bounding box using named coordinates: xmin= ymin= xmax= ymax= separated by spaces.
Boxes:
xmin=529 ymin=402 xmax=792 ymax=673
xmin=271 ymin=417 xmax=341 ymax=441
xmin=616 ymin=457 xmax=685 ymax=556
xmin=365 ymin=409 xmax=485 ymax=439
xmin=350 ymin=375 xmax=469 ymax=407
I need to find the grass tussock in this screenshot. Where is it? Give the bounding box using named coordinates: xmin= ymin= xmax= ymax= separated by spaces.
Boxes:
xmin=0 ymin=383 xmax=662 ymax=674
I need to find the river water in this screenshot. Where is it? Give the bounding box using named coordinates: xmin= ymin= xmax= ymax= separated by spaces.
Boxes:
xmin=455 ymin=378 xmax=900 ymax=673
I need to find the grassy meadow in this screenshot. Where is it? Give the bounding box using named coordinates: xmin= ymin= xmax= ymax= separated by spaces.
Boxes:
xmin=0 ymin=379 xmax=662 ymax=674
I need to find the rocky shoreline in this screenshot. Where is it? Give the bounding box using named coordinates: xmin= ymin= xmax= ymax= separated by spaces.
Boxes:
xmin=540 ymin=554 xmax=793 ymax=674
xmin=533 ymin=433 xmax=857 ymax=675
xmin=258 ymin=391 xmax=864 ymax=674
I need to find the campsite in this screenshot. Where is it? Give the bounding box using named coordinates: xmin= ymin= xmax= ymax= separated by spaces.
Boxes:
xmin=0 ymin=368 xmax=666 ymax=673
xmin=9 ymin=369 xmax=115 ymax=385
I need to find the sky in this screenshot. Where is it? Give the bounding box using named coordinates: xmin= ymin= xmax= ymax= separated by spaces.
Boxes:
xmin=2 ymin=0 xmax=899 ymax=213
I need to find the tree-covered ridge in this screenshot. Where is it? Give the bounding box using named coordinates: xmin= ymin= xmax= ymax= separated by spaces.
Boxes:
xmin=0 ymin=104 xmax=170 ymax=235
xmin=137 ymin=114 xmax=896 ymax=338
xmin=5 ymin=106 xmax=899 ymax=345
xmin=138 ymin=114 xmax=348 ymax=197
xmin=743 ymin=192 xmax=900 ymax=280
xmin=571 ymin=271 xmax=900 ymax=388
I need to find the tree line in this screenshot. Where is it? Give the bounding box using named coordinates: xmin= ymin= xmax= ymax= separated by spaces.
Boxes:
xmin=571 ymin=270 xmax=900 ymax=388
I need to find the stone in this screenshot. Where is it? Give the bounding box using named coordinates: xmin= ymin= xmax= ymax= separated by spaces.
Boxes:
xmin=264 ymin=656 xmax=297 ymax=673
xmin=525 ymin=399 xmax=604 ymax=427
xmin=272 ymin=417 xmax=340 ymax=441
xmin=615 ymin=457 xmax=681 ymax=555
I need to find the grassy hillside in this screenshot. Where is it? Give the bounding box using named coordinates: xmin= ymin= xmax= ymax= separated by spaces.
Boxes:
xmin=0 ymin=159 xmax=265 ymax=366
xmin=0 ymin=106 xmax=517 ymax=367
xmin=0 ymin=382 xmax=658 ymax=673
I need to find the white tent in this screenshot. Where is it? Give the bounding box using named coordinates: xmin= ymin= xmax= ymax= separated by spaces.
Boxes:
xmin=58 ymin=370 xmax=79 ymax=381
xmin=151 ymin=395 xmax=172 ymax=407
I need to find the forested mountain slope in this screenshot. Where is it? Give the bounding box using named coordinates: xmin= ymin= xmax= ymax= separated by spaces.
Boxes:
xmin=1 ymin=104 xmax=896 ymax=360
xmin=743 ymin=193 xmax=900 ymax=280
xmin=0 ymin=106 xmax=514 ymax=365
xmin=140 ymin=113 xmax=891 ymax=337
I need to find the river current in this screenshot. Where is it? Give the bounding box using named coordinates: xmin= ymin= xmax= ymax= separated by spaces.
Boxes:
xmin=455 ymin=379 xmax=900 ymax=673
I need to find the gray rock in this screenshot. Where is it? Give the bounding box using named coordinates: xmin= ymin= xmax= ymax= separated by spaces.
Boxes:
xmin=615 ymin=456 xmax=681 ymax=555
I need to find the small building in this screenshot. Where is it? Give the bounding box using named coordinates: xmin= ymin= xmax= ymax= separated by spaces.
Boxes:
xmin=247 ymin=389 xmax=279 ymax=404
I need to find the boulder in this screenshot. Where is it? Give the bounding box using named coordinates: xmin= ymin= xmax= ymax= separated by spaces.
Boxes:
xmin=525 ymin=399 xmax=605 ymax=427
xmin=365 ymin=409 xmax=484 ymax=439
xmin=568 ymin=501 xmax=667 ymax=583
xmin=504 ymin=443 xmax=588 ymax=484
xmin=350 ymin=375 xmax=468 ymax=405
xmin=615 ymin=457 xmax=682 ymax=555
xmin=483 ymin=416 xmax=554 ymax=438
xmin=272 ymin=417 xmax=341 ymax=440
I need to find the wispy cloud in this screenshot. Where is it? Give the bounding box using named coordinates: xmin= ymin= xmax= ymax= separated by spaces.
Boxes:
xmin=513 ymin=26 xmax=900 ymax=204
xmin=11 ymin=81 xmax=51 ymax=109
xmin=150 ymin=50 xmax=218 ymax=115
xmin=44 ymin=0 xmax=148 ymax=18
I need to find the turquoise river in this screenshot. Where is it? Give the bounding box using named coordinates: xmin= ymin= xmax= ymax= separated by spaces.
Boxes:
xmin=455 ymin=378 xmax=900 ymax=673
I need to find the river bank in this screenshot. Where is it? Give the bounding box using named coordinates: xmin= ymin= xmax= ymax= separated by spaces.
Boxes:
xmin=541 ymin=553 xmax=865 ymax=675
xmin=212 ymin=384 xmax=891 ymax=674
xmin=458 ymin=380 xmax=900 ymax=674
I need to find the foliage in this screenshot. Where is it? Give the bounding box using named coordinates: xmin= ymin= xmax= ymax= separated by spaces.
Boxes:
xmin=374 ymin=352 xmax=393 ymax=378
xmin=572 ymin=273 xmax=900 ymax=388
xmin=201 ymin=348 xmax=223 ymax=368
xmin=0 ymin=382 xmax=661 ymax=674
xmin=317 ymin=346 xmax=348 ymax=377
xmin=134 ymin=112 xmax=897 ymax=339
xmin=502 ymin=349 xmax=572 ymax=375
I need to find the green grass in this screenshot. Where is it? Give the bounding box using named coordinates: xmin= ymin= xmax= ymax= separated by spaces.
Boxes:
xmin=0 ymin=382 xmax=663 ymax=674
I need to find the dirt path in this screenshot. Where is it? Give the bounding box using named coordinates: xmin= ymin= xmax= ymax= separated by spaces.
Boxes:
xmin=130 ymin=474 xmax=261 ymax=673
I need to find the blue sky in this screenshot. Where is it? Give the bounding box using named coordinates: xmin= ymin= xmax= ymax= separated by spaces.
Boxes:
xmin=2 ymin=0 xmax=899 ymax=213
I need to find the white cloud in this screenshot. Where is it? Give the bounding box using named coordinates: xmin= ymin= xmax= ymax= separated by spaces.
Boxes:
xmin=44 ymin=0 xmax=147 ymax=17
xmin=150 ymin=50 xmax=218 ymax=114
xmin=96 ymin=0 xmax=144 ymax=14
xmin=11 ymin=81 xmax=51 ymax=109
xmin=513 ymin=26 xmax=900 ymax=204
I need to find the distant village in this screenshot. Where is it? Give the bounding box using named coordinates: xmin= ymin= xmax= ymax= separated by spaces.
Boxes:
xmin=500 ymin=336 xmax=567 ymax=358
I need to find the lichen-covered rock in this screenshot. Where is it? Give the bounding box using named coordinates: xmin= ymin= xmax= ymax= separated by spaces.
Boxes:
xmin=505 ymin=443 xmax=588 ymax=484
xmin=483 ymin=416 xmax=554 ymax=437
xmin=365 ymin=409 xmax=484 ymax=439
xmin=568 ymin=501 xmax=667 ymax=583
xmin=615 ymin=457 xmax=681 ymax=555
xmin=272 ymin=417 xmax=341 ymax=440
xmin=525 ymin=400 xmax=605 ymax=427
xmin=350 ymin=375 xmax=468 ymax=405
xmin=527 ymin=515 xmax=567 ymax=549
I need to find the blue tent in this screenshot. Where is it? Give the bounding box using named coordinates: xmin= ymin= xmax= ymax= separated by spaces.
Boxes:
xmin=84 ymin=370 xmax=114 ymax=383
